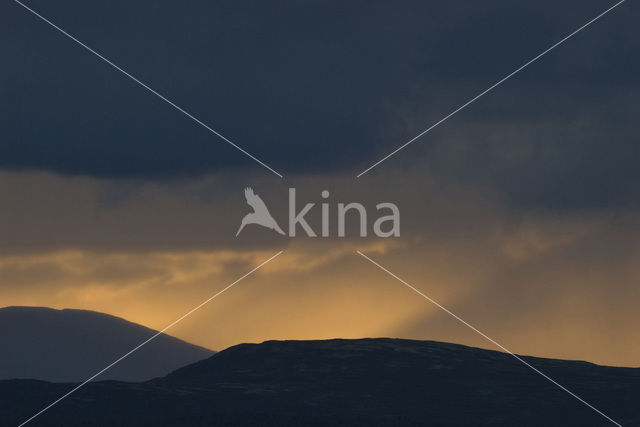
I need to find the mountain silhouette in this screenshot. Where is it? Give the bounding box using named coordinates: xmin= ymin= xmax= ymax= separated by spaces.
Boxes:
xmin=2 ymin=338 xmax=639 ymax=426
xmin=0 ymin=306 xmax=213 ymax=382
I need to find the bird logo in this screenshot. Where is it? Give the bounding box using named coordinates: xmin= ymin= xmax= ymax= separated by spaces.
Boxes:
xmin=236 ymin=187 xmax=285 ymax=236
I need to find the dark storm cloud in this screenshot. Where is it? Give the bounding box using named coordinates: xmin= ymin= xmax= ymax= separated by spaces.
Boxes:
xmin=1 ymin=0 xmax=638 ymax=208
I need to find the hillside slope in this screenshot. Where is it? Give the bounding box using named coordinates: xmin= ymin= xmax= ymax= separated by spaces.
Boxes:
xmin=0 ymin=306 xmax=213 ymax=382
xmin=3 ymin=338 xmax=640 ymax=425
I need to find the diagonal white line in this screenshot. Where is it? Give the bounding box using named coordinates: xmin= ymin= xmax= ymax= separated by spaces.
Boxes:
xmin=14 ymin=0 xmax=283 ymax=179
xmin=17 ymin=250 xmax=284 ymax=427
xmin=357 ymin=0 xmax=625 ymax=178
xmin=356 ymin=250 xmax=622 ymax=426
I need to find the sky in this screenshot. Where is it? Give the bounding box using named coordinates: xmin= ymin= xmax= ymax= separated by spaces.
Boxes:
xmin=1 ymin=0 xmax=639 ymax=366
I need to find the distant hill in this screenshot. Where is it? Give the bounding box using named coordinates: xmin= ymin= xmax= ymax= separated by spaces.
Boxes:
xmin=0 ymin=306 xmax=213 ymax=382
xmin=2 ymin=338 xmax=640 ymax=426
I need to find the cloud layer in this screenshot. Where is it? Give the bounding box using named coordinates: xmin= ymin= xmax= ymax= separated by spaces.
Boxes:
xmin=2 ymin=0 xmax=639 ymax=367
xmin=2 ymin=0 xmax=638 ymax=210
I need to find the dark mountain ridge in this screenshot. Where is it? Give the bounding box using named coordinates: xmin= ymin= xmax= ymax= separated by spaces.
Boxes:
xmin=2 ymin=338 xmax=640 ymax=426
xmin=0 ymin=306 xmax=214 ymax=382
